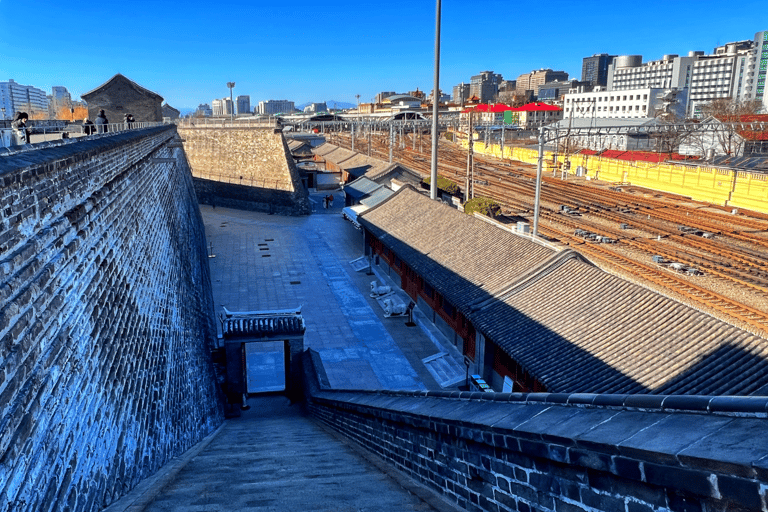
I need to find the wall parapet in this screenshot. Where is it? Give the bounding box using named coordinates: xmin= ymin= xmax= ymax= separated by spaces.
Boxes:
xmin=302 ymin=350 xmax=768 ymax=512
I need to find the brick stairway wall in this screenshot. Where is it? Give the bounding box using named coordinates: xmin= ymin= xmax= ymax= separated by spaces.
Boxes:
xmin=0 ymin=126 xmax=224 ymax=512
xmin=302 ymin=350 xmax=768 ymax=512
xmin=178 ymin=126 xmax=310 ymax=215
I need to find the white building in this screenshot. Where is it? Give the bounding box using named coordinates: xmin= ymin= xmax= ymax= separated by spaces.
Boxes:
xmin=563 ymin=87 xmax=687 ymax=120
xmin=0 ymin=79 xmax=48 ymax=119
xmin=212 ymin=98 xmax=233 ymax=116
xmin=303 ymin=102 xmax=327 ymax=113
xmin=548 ymin=117 xmax=661 ymax=152
xmin=731 ymin=30 xmax=768 ymax=112
xmin=258 ymin=99 xmax=295 ymax=115
xmin=605 ymin=30 xmax=768 ymax=118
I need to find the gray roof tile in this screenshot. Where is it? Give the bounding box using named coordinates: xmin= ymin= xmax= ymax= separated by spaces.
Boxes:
xmin=359 ymin=185 xmax=768 ymax=396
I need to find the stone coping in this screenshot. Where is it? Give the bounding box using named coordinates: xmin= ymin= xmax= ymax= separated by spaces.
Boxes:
xmin=303 ymin=349 xmax=768 ymax=417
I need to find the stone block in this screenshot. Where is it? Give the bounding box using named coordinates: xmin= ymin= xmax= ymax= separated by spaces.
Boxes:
xmin=716 ymin=475 xmax=762 ymax=510
xmin=643 ymin=462 xmax=713 ymax=497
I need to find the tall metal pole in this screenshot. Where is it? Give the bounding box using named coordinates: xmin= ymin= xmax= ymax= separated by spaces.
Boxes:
xmin=227 ymin=82 xmax=235 ymax=122
xmin=429 ymin=0 xmax=441 ymax=201
xmin=465 ymin=111 xmax=473 ymax=203
xmin=533 ymin=126 xmax=545 ymax=238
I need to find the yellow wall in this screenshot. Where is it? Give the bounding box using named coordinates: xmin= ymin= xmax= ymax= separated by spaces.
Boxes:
xmin=459 ymin=139 xmax=768 ymax=214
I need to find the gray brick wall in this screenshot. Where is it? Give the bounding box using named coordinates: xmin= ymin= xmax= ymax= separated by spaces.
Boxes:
xmin=0 ymin=126 xmax=224 ymax=512
xmin=302 ymin=351 xmax=768 ymax=512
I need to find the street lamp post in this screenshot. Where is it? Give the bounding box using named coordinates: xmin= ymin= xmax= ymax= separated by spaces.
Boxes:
xmin=429 ymin=0 xmax=441 ymax=201
xmin=227 ymin=82 xmax=235 ymax=122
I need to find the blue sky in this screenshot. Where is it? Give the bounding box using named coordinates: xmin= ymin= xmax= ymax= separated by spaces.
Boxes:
xmin=0 ymin=1 xmax=763 ymax=110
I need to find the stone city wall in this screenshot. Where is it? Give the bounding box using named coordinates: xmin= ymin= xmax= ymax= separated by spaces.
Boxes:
xmin=178 ymin=126 xmax=310 ymax=215
xmin=303 ymin=350 xmax=768 ymax=512
xmin=0 ymin=126 xmax=224 ymax=512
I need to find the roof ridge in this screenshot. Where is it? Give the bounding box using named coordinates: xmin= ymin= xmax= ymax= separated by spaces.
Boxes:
xmin=467 ymin=249 xmax=592 ymax=313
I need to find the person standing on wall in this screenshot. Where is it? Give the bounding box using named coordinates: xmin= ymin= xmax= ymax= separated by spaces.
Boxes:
xmin=11 ymin=112 xmax=30 ymax=145
xmin=82 ymin=118 xmax=95 ymax=135
xmin=95 ymin=109 xmax=109 ymax=133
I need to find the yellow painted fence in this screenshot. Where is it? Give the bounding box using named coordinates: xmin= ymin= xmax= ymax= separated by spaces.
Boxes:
xmin=458 ymin=140 xmax=768 ymax=214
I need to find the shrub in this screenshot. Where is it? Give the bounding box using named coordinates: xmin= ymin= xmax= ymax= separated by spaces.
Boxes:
xmin=423 ymin=176 xmax=460 ymax=196
xmin=464 ymin=197 xmax=501 ymax=218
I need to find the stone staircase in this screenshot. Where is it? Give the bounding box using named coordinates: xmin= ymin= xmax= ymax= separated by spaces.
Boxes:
xmin=107 ymin=395 xmax=455 ymax=512
xmin=422 ymin=352 xmax=466 ymax=388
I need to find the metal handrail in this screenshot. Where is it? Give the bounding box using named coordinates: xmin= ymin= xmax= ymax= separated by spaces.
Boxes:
xmin=175 ymin=117 xmax=278 ymax=128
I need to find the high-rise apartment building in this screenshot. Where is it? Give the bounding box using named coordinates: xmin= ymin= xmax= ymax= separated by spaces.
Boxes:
xmin=732 ymin=31 xmax=768 ymax=111
xmin=452 ymin=83 xmax=470 ymax=104
xmin=236 ymin=95 xmax=251 ymax=115
xmin=258 ymin=100 xmax=295 ymax=115
xmin=50 ymin=86 xmax=72 ymax=118
xmin=470 ymin=71 xmax=503 ymax=103
xmin=212 ymin=98 xmax=233 ymax=116
xmin=0 ymin=79 xmax=48 ymax=118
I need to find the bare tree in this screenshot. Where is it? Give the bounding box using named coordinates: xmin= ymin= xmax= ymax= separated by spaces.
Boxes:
xmin=697 ymin=98 xmax=763 ymax=155
xmin=497 ymin=91 xmax=529 ymax=108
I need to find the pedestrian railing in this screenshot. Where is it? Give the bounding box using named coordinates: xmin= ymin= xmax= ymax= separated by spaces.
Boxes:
xmin=0 ymin=121 xmax=167 ymax=152
xmin=175 ymin=117 xmax=279 ymax=129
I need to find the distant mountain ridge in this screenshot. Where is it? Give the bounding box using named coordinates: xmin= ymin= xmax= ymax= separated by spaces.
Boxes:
xmin=296 ymin=100 xmax=355 ymax=111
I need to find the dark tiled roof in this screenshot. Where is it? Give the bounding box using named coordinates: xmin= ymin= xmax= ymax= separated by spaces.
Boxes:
xmin=359 ymin=186 xmax=555 ymax=311
xmin=223 ymin=313 xmax=305 ymax=340
xmin=474 ymin=258 xmax=768 ymax=395
xmin=360 ymin=187 xmax=394 ymax=207
xmin=345 ymin=176 xmax=381 ymax=200
xmin=366 ymin=163 xmax=423 ymax=185
xmin=81 ymin=73 xmax=163 ymax=101
xmin=359 ymin=185 xmax=768 ymax=396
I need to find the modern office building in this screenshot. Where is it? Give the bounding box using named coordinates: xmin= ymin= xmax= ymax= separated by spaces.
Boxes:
xmin=537 ymin=80 xmax=582 ymax=102
xmin=470 ymin=71 xmax=503 ymax=103
xmin=258 ymin=100 xmax=295 ymax=115
xmin=0 ymin=79 xmax=48 ymax=118
xmin=236 ymin=95 xmax=251 ymax=115
xmin=581 ymin=54 xmax=616 ymax=88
